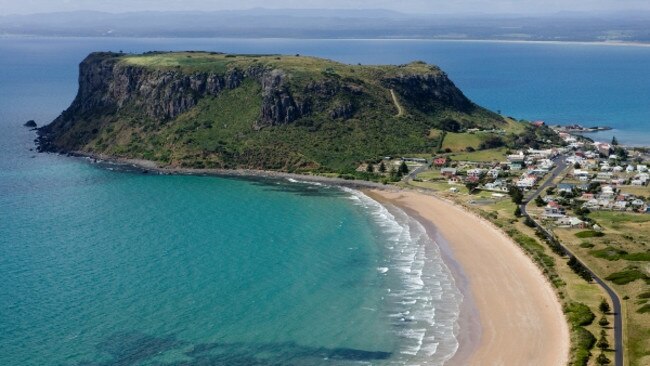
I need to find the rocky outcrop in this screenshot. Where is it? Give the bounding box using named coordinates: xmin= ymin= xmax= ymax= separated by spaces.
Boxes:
xmin=23 ymin=120 xmax=37 ymax=128
xmin=61 ymin=52 xmax=244 ymax=121
xmin=37 ymin=52 xmax=501 ymax=161
xmin=383 ymin=72 xmax=474 ymax=113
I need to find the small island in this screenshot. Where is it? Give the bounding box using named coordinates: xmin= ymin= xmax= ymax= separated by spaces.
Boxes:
xmin=23 ymin=120 xmax=37 ymax=128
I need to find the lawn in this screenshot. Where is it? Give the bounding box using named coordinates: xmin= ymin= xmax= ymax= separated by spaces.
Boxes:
xmin=441 ymin=132 xmax=488 ymax=151
xmin=450 ymin=147 xmax=508 ymax=162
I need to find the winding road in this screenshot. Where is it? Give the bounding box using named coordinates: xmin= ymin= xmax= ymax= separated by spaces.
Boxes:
xmin=519 ymin=155 xmax=623 ymax=366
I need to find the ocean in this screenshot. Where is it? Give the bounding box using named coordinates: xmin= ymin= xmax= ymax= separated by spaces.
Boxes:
xmin=1 ymin=37 xmax=650 ymax=365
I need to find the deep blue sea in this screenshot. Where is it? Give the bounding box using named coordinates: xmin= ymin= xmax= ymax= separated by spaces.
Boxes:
xmin=2 ymin=37 xmax=650 ymax=366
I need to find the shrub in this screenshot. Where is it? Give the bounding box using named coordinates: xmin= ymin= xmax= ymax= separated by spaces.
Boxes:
xmin=576 ymin=231 xmax=605 ymax=238
xmin=596 ymin=352 xmax=611 ymax=365
xmin=568 ymin=256 xmax=593 ymax=282
xmin=565 ymin=302 xmax=596 ymax=326
xmin=524 ymin=217 xmax=536 ymax=228
xmin=596 ymin=336 xmax=609 ymax=350
xmin=570 ymin=326 xmax=596 ymax=366
xmin=637 ymin=304 xmax=650 ymax=314
xmin=598 ymin=316 xmax=610 ymax=327
xmin=599 ymin=298 xmax=611 ymax=314
xmin=605 ymin=269 xmax=649 ymax=285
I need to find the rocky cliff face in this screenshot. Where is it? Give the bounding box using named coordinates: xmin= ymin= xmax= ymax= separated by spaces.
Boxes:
xmin=52 ymin=52 xmax=309 ymax=127
xmin=383 ymin=72 xmax=474 ymax=113
xmin=38 ymin=52 xmax=495 ymax=166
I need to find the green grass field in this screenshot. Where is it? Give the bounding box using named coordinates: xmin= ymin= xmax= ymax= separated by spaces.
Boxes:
xmin=450 ymin=147 xmax=508 ymax=161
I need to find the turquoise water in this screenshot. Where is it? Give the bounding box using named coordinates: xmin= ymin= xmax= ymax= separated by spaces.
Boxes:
xmin=2 ymin=37 xmax=650 ymax=365
xmin=0 ymin=155 xmax=462 ymax=365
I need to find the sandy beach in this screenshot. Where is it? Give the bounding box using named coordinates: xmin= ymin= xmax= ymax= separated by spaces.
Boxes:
xmin=367 ymin=190 xmax=569 ymax=365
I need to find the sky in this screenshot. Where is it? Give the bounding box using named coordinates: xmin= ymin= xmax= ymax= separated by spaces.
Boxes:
xmin=1 ymin=0 xmax=649 ymax=16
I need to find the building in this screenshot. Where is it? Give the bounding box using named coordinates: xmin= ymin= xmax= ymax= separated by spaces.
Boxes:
xmin=441 ymin=168 xmax=457 ymax=177
xmin=558 ymin=183 xmax=575 ymax=194
xmin=543 ymin=202 xmax=566 ymax=219
xmin=557 ymin=216 xmax=586 ymax=228
xmin=433 ymin=157 xmax=447 ymax=166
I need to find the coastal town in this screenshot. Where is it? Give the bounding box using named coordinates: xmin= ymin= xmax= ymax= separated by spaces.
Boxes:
xmin=376 ymin=120 xmax=649 ymax=366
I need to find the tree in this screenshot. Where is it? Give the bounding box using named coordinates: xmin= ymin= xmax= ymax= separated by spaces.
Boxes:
xmin=366 ymin=163 xmax=375 ymax=173
xmin=389 ymin=167 xmax=401 ymax=181
xmin=378 ymin=161 xmax=386 ymax=173
xmin=597 ymin=335 xmax=610 ymax=350
xmin=524 ymin=217 xmax=536 ymax=228
xmin=398 ymin=161 xmax=409 ymax=175
xmin=596 ymin=352 xmax=611 ymax=365
xmin=535 ymin=195 xmax=545 ymax=207
xmin=509 ymin=186 xmax=524 ymax=204
xmin=598 ymin=315 xmax=610 ymax=327
xmin=599 ymin=298 xmax=611 ymax=314
xmin=514 ymin=206 xmax=522 ymax=217
xmin=574 ymin=162 xmax=581 ymax=169
xmin=611 ymin=136 xmax=619 ymax=146
xmin=465 ymin=182 xmax=479 ymax=193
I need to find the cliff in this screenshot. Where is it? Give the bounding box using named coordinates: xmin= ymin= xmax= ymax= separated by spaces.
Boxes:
xmin=38 ymin=51 xmax=505 ymax=172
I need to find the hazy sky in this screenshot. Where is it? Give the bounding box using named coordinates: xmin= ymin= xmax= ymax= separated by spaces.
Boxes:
xmin=1 ymin=0 xmax=649 ymax=15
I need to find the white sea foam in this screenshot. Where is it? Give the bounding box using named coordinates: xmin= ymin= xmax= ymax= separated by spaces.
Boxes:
xmin=342 ymin=188 xmax=463 ymax=366
xmin=285 ymin=177 xmax=325 ymax=186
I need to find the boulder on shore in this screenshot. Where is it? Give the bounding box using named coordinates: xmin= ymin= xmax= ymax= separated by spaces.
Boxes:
xmin=24 ymin=120 xmax=37 ymax=128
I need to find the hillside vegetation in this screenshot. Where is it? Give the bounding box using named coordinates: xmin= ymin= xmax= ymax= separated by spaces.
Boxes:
xmin=39 ymin=51 xmax=508 ymax=173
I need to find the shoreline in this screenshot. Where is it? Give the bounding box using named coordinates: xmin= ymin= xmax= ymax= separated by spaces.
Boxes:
xmin=66 ymin=151 xmax=398 ymax=191
xmin=62 ymin=151 xmax=570 ymax=364
xmin=366 ymin=190 xmax=569 ymax=365
xmin=4 ymin=34 xmax=650 ymax=47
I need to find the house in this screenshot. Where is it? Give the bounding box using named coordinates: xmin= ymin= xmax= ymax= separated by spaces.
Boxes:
xmin=467 ymin=168 xmax=485 ymax=179
xmin=483 ymin=180 xmax=509 ymax=192
xmin=580 ymin=193 xmax=595 ymax=201
xmin=433 ymin=158 xmax=447 ymax=167
xmin=543 ymin=202 xmax=566 ymax=219
xmin=402 ymin=157 xmax=427 ymax=163
xmin=613 ymin=201 xmax=628 ymax=211
xmin=557 ymin=216 xmax=586 ymax=228
xmin=558 ymin=183 xmax=575 ymax=194
xmin=638 ymin=165 xmax=648 ymax=172
xmin=583 ymin=198 xmax=600 ymax=209
xmin=612 ymin=166 xmax=624 ymax=172
xmin=487 ymin=168 xmax=501 ymax=179
xmin=510 ymin=162 xmax=523 ymax=171
xmin=441 ymin=168 xmax=457 ymax=177
xmin=632 ymin=199 xmax=645 ymax=207
xmin=449 ymin=187 xmax=459 ymax=193
xmin=531 ymin=120 xmax=545 ymax=127
xmin=538 ymin=159 xmax=555 ymax=170
xmin=516 ymin=176 xmax=536 ymax=189
xmin=507 ymin=152 xmax=525 ymax=163
xmin=572 ymin=169 xmax=590 ymax=180
xmin=626 ymin=165 xmax=635 ymax=172
xmin=601 ymin=185 xmax=615 ymax=197
xmin=596 ymin=172 xmax=613 ymax=180
xmin=448 ymin=176 xmax=463 ymax=184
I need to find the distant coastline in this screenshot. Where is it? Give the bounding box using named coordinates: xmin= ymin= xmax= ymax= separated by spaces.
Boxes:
xmin=2 ymin=33 xmax=650 ymax=47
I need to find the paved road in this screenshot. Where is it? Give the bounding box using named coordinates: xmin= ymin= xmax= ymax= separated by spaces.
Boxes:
xmin=519 ymin=155 xmax=623 ymax=366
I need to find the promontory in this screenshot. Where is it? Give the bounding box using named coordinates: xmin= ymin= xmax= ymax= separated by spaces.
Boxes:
xmin=37 ymin=51 xmax=548 ymax=174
